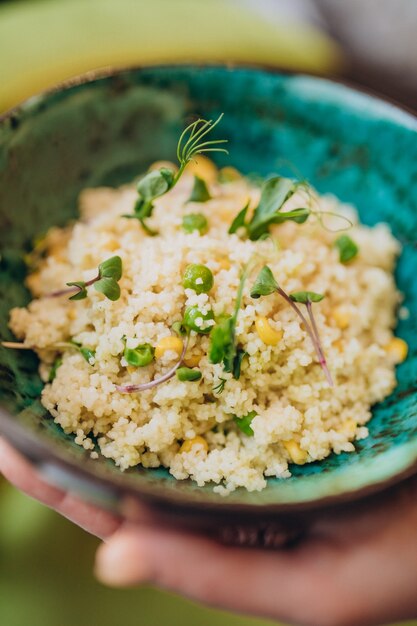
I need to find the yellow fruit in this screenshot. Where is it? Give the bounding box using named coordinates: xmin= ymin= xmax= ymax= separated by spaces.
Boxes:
xmin=183 ymin=353 xmax=202 ymax=368
xmin=283 ymin=440 xmax=308 ymax=465
xmin=155 ymin=336 xmax=183 ymax=359
xmin=180 ymin=436 xmax=209 ymax=453
xmin=384 ymin=337 xmax=408 ymax=364
xmin=331 ymin=307 xmax=350 ymax=330
xmin=255 ymin=317 xmax=283 ymax=346
xmin=186 ymin=155 xmax=217 ymax=182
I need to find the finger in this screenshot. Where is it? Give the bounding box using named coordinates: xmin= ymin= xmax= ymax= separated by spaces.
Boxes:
xmin=0 ymin=438 xmax=121 ymax=539
xmin=95 ymin=524 xmax=326 ymax=625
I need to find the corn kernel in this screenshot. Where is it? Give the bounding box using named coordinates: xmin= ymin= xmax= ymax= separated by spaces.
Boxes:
xmin=149 ymin=160 xmax=178 ymax=173
xmin=155 ymin=336 xmax=183 ymax=360
xmin=284 ymin=440 xmax=308 ymax=465
xmin=255 ymin=317 xmax=283 ymax=346
xmin=384 ymin=337 xmax=408 ymax=364
xmin=331 ymin=308 xmax=350 ymax=330
xmin=333 ymin=339 xmax=344 ymax=352
xmin=217 ymin=257 xmax=231 ymax=271
xmin=219 ymin=166 xmax=241 ymax=182
xmin=186 ymin=155 xmax=217 ymax=182
xmin=104 ymin=238 xmax=120 ymax=251
xmin=342 ymin=419 xmax=357 ymax=438
xmin=180 ymin=436 xmax=209 ymax=453
xmin=67 ymin=307 xmax=77 ymax=321
xmin=25 ymin=272 xmax=41 ymax=294
xmin=183 ymin=354 xmax=202 ymax=368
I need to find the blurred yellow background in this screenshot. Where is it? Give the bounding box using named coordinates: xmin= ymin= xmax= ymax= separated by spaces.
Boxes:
xmin=0 ymin=1 xmax=415 ymax=625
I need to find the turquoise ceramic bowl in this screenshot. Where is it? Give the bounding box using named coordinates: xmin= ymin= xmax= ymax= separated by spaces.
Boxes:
xmin=0 ymin=66 xmax=416 ymax=535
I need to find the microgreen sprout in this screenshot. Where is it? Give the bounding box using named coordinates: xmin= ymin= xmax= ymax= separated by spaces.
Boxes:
xmin=251 ymin=266 xmax=333 ymax=386
xmin=125 ymin=114 xmax=228 ymax=233
xmin=209 ymin=260 xmax=252 ymax=378
xmin=334 ymin=234 xmax=359 ymax=263
xmin=187 ymin=175 xmax=212 ymax=203
xmin=233 ymin=410 xmax=257 ymax=436
xmin=49 ymin=256 xmax=122 ymax=301
xmin=116 ymin=337 xmax=188 ymax=394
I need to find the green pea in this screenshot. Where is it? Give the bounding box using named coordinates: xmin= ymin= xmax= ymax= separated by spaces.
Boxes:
xmin=182 ymin=264 xmax=214 ymax=294
xmin=182 ymin=213 xmax=208 ymax=235
xmin=124 ymin=342 xmax=155 ymax=367
xmin=176 ymin=367 xmax=202 ymax=382
xmin=183 ymin=306 xmax=214 ymax=334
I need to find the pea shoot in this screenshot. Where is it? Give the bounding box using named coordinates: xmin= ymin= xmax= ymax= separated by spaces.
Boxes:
xmin=229 ymin=177 xmax=309 ymax=240
xmin=124 ymin=114 xmax=228 ymax=234
xmin=233 ymin=410 xmax=257 ymax=436
xmin=176 ymin=367 xmax=202 ymax=382
xmin=183 ymin=305 xmax=214 ymax=334
xmin=187 ymin=175 xmax=212 ymax=203
xmin=2 ymin=340 xmax=96 ymax=365
xmin=49 ymin=256 xmax=122 ymax=301
xmin=334 ymin=234 xmax=359 ymax=263
xmin=251 ymin=266 xmax=333 ymax=386
xmin=182 ymin=213 xmax=209 ymax=235
xmin=208 ymin=261 xmax=251 ymax=378
xmin=182 ymin=264 xmax=214 ymax=294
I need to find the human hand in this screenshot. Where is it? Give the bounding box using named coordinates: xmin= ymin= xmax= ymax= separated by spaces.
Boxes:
xmin=1 ymin=437 xmax=417 ymax=626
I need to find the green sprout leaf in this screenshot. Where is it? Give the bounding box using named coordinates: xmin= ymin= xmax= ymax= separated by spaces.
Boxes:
xmin=94 ymin=277 xmax=121 ymax=301
xmin=176 ymin=367 xmax=202 ymax=382
xmin=66 ymin=281 xmax=87 ymax=300
xmin=228 ymin=201 xmax=250 ymax=235
xmin=289 ymin=291 xmax=325 ymax=304
xmin=124 ymin=343 xmax=154 ymax=368
xmin=98 ymin=255 xmax=123 ymax=281
xmin=334 ymin=234 xmax=359 ymax=263
xmin=209 ymin=263 xmax=249 ymax=378
xmin=247 ymin=177 xmax=300 ymax=240
xmin=187 ymin=175 xmax=212 ymax=203
xmin=48 ymin=357 xmax=62 ymax=382
xmin=79 ymin=346 xmax=96 ymax=364
xmin=233 ymin=410 xmax=257 ymax=436
xmin=250 ymin=265 xmax=279 ymax=299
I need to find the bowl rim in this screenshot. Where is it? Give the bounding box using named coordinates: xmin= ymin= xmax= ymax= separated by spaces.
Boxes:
xmin=1 ymin=61 xmax=417 ymax=516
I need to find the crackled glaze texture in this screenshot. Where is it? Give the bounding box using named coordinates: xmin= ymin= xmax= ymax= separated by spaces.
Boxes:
xmin=0 ymin=66 xmax=416 ymax=513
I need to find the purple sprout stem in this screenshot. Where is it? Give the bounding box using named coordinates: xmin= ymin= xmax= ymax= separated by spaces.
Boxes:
xmin=116 ymin=337 xmax=189 ymax=394
xmin=276 ymin=287 xmax=333 ymax=387
xmin=306 ymin=301 xmax=334 ymax=387
xmin=47 ymin=275 xmax=99 ymax=298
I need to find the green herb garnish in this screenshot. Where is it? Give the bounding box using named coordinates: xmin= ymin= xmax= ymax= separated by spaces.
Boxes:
xmin=233 ymin=410 xmax=257 ymax=436
xmin=251 ymin=266 xmax=333 ymax=386
xmin=209 ymin=262 xmax=249 ymax=378
xmin=229 ymin=177 xmax=309 ymax=240
xmin=182 ymin=213 xmax=209 ymax=235
xmin=334 ymin=234 xmax=359 ymax=263
xmin=213 ymin=377 xmax=227 ymax=394
xmin=50 ymin=256 xmax=123 ymax=301
xmin=125 ymin=114 xmax=227 ymax=233
xmin=48 ymin=356 xmax=62 ymax=382
xmin=187 ymin=175 xmax=212 ymax=203
xmin=176 ymin=367 xmax=202 ymax=382
xmin=124 ymin=342 xmax=155 ymax=368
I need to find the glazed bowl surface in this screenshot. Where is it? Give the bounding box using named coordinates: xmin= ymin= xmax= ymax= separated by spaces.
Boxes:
xmin=1 ymin=65 xmax=416 ymax=531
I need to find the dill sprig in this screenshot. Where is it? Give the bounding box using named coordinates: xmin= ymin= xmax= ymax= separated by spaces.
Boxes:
xmin=124 ymin=114 xmax=228 ymax=234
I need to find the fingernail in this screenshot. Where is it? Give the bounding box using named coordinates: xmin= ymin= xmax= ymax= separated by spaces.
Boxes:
xmin=94 ymin=534 xmax=149 ymax=587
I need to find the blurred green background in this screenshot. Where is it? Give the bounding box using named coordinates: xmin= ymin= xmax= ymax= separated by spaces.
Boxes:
xmin=0 ymin=1 xmax=416 ymax=625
